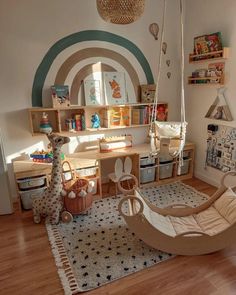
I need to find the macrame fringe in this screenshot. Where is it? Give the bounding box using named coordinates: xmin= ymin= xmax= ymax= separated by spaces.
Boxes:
xmin=46 ymin=222 xmax=82 ymax=294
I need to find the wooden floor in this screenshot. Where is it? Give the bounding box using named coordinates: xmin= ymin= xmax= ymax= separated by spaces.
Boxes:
xmin=1 ymin=178 xmax=236 ymax=295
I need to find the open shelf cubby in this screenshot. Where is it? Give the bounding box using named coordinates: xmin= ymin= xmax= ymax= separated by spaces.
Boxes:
xmin=28 ymin=102 xmax=168 ymax=136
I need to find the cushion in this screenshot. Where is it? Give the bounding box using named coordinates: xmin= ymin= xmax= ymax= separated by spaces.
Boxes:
xmin=195 ymin=206 xmax=230 ymax=236
xmin=135 ymin=190 xmax=176 ymax=237
xmin=169 ymin=215 xmax=202 ymax=235
xmin=214 ymin=187 xmax=236 ymax=224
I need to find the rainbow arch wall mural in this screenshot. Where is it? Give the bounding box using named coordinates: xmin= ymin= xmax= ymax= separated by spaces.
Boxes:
xmin=31 ymin=30 xmax=154 ymax=107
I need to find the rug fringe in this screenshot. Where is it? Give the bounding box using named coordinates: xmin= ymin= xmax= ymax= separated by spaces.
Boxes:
xmin=46 ymin=222 xmax=82 ymax=294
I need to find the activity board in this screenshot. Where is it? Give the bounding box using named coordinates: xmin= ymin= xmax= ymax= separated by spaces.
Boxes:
xmin=206 ymin=124 xmax=236 ymax=172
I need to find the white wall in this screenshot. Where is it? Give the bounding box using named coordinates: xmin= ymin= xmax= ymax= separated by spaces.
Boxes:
xmin=0 ymin=0 xmax=182 ymax=198
xmin=184 ymin=0 xmax=236 ymax=186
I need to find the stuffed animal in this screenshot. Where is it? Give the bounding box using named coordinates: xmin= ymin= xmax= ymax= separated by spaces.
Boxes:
xmin=91 ymin=113 xmax=100 ymax=128
xmin=214 ymin=106 xmax=223 ymax=120
xmin=32 ymin=133 xmax=70 ymax=224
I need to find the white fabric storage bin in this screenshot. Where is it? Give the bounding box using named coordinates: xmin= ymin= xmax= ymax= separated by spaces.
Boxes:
xmin=17 ymin=175 xmax=46 ymax=190
xmin=76 ymin=167 xmax=97 ymax=177
xmin=159 ymin=161 xmax=173 ymax=179
xmin=177 ymin=159 xmax=190 ymax=175
xmin=19 ymin=187 xmax=47 ymax=210
xmin=140 ymin=157 xmax=156 ymax=166
xmin=140 ymin=166 xmax=156 ymax=184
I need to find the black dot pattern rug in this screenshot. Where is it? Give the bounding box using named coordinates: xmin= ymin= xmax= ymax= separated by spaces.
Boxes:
xmin=46 ymin=182 xmax=208 ymax=294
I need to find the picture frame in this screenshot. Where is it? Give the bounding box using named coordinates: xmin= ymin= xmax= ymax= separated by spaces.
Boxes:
xmin=84 ymin=80 xmax=103 ymax=106
xmin=140 ymin=84 xmax=156 ymax=103
xmin=103 ymin=72 xmax=127 ymax=105
xmin=51 ymin=85 xmax=70 ymax=108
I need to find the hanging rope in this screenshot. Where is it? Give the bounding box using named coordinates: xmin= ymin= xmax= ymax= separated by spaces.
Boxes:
xmin=150 ymin=0 xmax=167 ymax=132
xmin=149 ymin=0 xmax=187 ymax=164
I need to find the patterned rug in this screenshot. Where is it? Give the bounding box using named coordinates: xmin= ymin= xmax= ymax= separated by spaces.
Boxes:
xmin=46 ymin=182 xmax=208 ymax=294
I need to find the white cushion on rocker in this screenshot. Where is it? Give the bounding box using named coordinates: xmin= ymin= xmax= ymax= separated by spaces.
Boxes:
xmin=135 ymin=190 xmax=176 ymax=237
xmin=195 ymin=206 xmax=230 ymax=236
xmin=214 ymin=187 xmax=236 ymax=224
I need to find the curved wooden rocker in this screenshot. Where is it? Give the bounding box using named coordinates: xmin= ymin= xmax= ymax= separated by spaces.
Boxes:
xmin=118 ymin=172 xmax=236 ymax=255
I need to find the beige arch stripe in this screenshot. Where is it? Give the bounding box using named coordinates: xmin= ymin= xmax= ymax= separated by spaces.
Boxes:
xmin=54 ymin=47 xmax=140 ymax=98
xmin=70 ymin=63 xmax=116 ymax=104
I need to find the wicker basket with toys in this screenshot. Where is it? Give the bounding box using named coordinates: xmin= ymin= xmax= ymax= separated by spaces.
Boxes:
xmin=61 ymin=161 xmax=93 ymax=223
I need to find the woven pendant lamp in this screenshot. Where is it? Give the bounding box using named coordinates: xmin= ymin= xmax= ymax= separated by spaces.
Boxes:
xmin=97 ymin=0 xmax=145 ymax=24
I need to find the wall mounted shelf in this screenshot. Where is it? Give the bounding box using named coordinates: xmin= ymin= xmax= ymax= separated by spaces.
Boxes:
xmin=188 ymin=75 xmax=224 ymax=85
xmin=189 ymin=47 xmax=229 ymax=63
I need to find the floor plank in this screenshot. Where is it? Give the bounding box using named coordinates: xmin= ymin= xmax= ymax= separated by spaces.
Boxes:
xmin=1 ymin=178 xmax=236 ymax=295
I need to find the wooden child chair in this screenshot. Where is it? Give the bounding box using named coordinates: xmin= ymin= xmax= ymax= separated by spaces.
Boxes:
xmin=107 ymin=156 xmax=132 ymax=196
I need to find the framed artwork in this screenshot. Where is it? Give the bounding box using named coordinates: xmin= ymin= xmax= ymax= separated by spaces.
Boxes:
xmin=51 ymin=85 xmax=70 ymax=108
xmin=140 ymin=84 xmax=156 ymax=103
xmin=84 ymin=80 xmax=103 ymax=106
xmin=103 ymin=72 xmax=127 ymax=105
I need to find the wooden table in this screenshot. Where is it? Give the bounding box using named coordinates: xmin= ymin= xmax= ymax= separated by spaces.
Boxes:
xmin=13 ymin=142 xmax=195 ymax=199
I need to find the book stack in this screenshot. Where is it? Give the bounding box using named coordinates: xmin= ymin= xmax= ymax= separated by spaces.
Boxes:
xmin=132 ymin=106 xmax=150 ymax=125
xmin=65 ymin=112 xmax=85 ymax=132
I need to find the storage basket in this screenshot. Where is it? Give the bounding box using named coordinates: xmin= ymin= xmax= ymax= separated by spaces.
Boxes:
xmin=62 ymin=161 xmax=93 ymax=215
xmin=17 ymin=175 xmax=46 ymax=190
xmin=140 ymin=157 xmax=156 ymax=184
xmin=76 ymin=166 xmax=97 ymax=177
xmin=140 ymin=157 xmax=156 ymax=166
xmin=159 ymin=160 xmax=174 ymax=179
xmin=177 ymin=158 xmax=190 ymax=175
xmin=140 ymin=166 xmax=156 ymax=183
xmin=19 ymin=187 xmax=47 ymax=210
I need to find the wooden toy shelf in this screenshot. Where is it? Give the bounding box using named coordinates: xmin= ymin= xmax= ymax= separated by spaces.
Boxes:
xmin=28 ymin=102 xmax=168 ymax=136
xmin=189 ymin=47 xmax=229 ymax=63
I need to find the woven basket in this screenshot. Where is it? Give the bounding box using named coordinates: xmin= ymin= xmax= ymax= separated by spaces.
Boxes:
xmin=96 ymin=0 xmax=145 ymax=24
xmin=62 ymin=161 xmax=93 ymax=215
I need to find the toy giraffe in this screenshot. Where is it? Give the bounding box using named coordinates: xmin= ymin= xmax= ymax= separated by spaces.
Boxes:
xmin=32 ymin=133 xmax=70 ymax=224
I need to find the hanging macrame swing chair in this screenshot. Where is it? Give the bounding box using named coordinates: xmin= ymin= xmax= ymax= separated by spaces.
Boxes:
xmin=149 ymin=0 xmax=187 ymax=169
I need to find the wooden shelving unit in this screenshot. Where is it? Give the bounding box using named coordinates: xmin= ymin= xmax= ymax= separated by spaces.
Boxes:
xmin=28 ymin=102 xmax=168 ymax=136
xmin=189 ymin=47 xmax=229 ymax=63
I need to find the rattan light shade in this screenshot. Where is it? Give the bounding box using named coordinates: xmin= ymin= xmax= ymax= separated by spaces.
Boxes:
xmin=96 ymin=0 xmax=145 ymax=24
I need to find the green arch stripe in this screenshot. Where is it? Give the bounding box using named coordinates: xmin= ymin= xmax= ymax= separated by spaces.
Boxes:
xmin=32 ymin=30 xmax=154 ymax=107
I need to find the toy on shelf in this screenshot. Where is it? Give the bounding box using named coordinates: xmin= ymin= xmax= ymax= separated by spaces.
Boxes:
xmin=205 ymin=87 xmax=233 ymax=121
xmin=99 ymin=135 xmax=132 ymax=152
xmin=91 ymin=113 xmax=101 ymax=128
xmin=39 ymin=112 xmax=52 ymax=134
xmin=30 ymin=150 xmax=52 ymax=163
xmin=189 ymin=62 xmax=225 ymax=85
xmin=65 ymin=111 xmax=85 ymax=132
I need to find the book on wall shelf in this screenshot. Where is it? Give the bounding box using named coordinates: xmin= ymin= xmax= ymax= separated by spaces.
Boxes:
xmin=51 ymin=85 xmax=70 ymax=108
xmin=194 ymin=32 xmax=223 ymax=55
xmin=189 ymin=32 xmax=229 ymax=63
